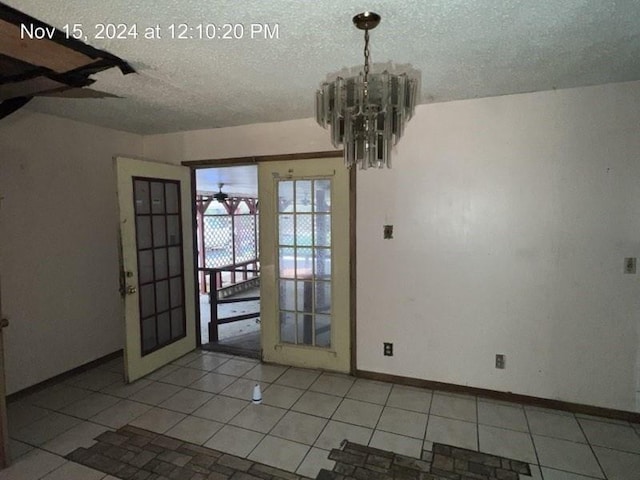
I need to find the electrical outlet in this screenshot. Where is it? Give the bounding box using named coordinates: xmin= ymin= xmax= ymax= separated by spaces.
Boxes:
xmin=383 ymin=342 xmax=393 ymax=356
xmin=624 ymin=257 xmax=636 ymax=274
xmin=383 ymin=225 xmax=393 ymax=239
xmin=495 ymin=354 xmax=505 ymax=369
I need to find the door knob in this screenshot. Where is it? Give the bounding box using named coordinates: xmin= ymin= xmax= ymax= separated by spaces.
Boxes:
xmin=0 ymin=318 xmax=8 ymax=329
xmin=126 ymin=285 xmax=137 ymax=295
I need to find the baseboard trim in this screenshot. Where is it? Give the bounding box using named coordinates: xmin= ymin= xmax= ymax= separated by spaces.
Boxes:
xmin=6 ymin=349 xmax=123 ymax=403
xmin=356 ymin=369 xmax=640 ymax=423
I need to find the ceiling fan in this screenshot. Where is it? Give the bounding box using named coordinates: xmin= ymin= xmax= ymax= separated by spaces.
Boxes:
xmin=213 ymin=183 xmax=229 ymax=203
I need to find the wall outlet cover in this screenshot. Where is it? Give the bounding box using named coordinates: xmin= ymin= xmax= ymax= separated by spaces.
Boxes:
xmin=624 ymin=257 xmax=636 ymax=274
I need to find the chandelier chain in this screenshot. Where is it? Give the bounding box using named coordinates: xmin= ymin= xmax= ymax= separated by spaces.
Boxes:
xmin=363 ymin=29 xmax=370 ymax=103
xmin=363 ymin=29 xmax=370 ymax=81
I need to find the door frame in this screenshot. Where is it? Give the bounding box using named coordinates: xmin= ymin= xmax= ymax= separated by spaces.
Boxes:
xmin=0 ymin=277 xmax=9 ymax=469
xmin=183 ymin=151 xmax=357 ymax=374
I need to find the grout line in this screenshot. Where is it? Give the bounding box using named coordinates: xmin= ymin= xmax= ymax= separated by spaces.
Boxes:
xmin=310 ymin=413 xmax=334 ymax=451
xmin=367 ymin=390 xmax=388 ymax=449
xmin=575 ymin=414 xmax=608 ymax=480
xmin=522 ymin=404 xmax=543 ymax=479
xmin=33 ymin=453 xmax=68 ymax=480
xmin=475 ymin=393 xmax=480 ymax=452
xmin=540 ymin=465 xmax=605 ymax=480
xmin=422 ymin=390 xmax=434 ymax=454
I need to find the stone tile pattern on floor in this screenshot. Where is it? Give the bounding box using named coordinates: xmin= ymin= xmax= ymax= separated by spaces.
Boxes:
xmin=67 ymin=424 xmax=311 ymax=480
xmin=317 ymin=441 xmax=531 ymax=480
xmin=65 ymin=423 xmax=532 ymax=480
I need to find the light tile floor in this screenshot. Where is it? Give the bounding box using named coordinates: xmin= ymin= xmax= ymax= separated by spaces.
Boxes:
xmin=5 ymin=349 xmax=640 ymax=479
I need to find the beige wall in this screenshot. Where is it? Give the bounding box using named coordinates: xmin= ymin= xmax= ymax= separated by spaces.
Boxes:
xmin=1 ymin=80 xmax=638 ymax=411
xmin=0 ymin=111 xmax=143 ymax=394
xmin=143 ymin=117 xmax=331 ymax=162
xmin=145 ymin=80 xmax=640 ymax=412
xmin=356 ymin=81 xmax=640 ymax=412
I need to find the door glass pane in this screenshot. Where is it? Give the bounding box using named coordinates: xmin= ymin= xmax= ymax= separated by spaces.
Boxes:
xmin=156 ymin=280 xmax=169 ymax=312
xmin=168 ymin=246 xmax=182 ymax=276
xmin=315 ymin=315 xmax=331 ymax=347
xmin=154 ymin=248 xmax=168 ymax=280
xmin=278 ymin=215 xmax=294 ymax=246
xmin=139 ymin=250 xmax=154 ymax=284
xmin=171 ymin=308 xmax=185 ymax=338
xmin=278 ymin=181 xmax=294 ymax=213
xmin=295 ymin=181 xmax=312 ymax=211
xmin=157 ymin=312 xmax=171 ymax=345
xmin=152 ymin=216 xmax=167 ymax=247
xmin=296 ymin=215 xmax=313 ymax=246
xmin=315 ymin=281 xmax=331 ymax=314
xmin=134 ymin=180 xmax=150 ymax=214
xmin=167 ymin=215 xmax=180 ymax=245
xmin=314 ymin=214 xmax=331 ymax=247
xmin=279 ymin=247 xmax=295 ymax=278
xmin=296 ymin=248 xmax=313 ymax=277
xmin=170 ymin=277 xmax=183 ymax=307
xmin=279 ymin=280 xmax=295 ymax=311
xmin=275 ymin=178 xmax=334 ymax=349
xmin=150 ymin=182 xmax=165 ymax=214
xmin=314 ymin=180 xmax=331 ymax=212
xmin=296 ymin=281 xmax=313 ymax=313
xmin=297 ymin=314 xmax=312 ymax=345
xmin=141 ymin=317 xmax=156 ymax=352
xmin=134 ymin=178 xmax=184 ymax=356
xmin=140 ymin=284 xmax=155 ymax=318
xmin=165 ymin=183 xmax=179 ymax=214
xmin=314 ymin=248 xmax=331 ymax=280
xmin=280 ymin=312 xmax=296 ymax=343
xmin=136 ymin=216 xmax=152 ymax=250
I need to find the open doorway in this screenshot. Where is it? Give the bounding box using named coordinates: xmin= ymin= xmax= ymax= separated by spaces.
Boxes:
xmin=194 ymin=165 xmax=260 ymax=358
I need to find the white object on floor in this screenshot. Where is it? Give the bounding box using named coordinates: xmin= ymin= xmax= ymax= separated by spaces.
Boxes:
xmin=252 ymin=384 xmax=263 ymax=404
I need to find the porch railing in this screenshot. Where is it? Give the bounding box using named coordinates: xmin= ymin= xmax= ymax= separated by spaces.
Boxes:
xmin=201 ymin=259 xmax=260 ymax=293
xmin=199 ymin=261 xmax=260 ymax=343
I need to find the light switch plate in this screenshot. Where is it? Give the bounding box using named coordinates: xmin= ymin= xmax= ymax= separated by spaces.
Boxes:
xmin=384 ymin=225 xmax=393 ymax=239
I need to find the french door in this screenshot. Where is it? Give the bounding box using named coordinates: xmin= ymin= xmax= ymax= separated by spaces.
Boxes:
xmin=259 ymin=157 xmax=351 ymax=372
xmin=116 ymin=157 xmax=197 ymax=382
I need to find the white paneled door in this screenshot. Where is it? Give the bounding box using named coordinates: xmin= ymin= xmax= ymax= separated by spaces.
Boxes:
xmin=259 ymin=157 xmax=351 ymax=372
xmin=116 ymin=157 xmax=197 ymax=382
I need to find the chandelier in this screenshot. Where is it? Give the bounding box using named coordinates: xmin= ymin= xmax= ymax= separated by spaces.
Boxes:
xmin=315 ymin=12 xmax=420 ymax=169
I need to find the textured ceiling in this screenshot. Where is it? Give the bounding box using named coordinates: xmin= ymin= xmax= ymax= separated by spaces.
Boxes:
xmin=5 ymin=0 xmax=640 ymax=134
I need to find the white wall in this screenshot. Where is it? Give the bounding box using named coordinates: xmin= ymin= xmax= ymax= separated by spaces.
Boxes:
xmin=145 ymin=80 xmax=640 ymax=412
xmin=0 ymin=111 xmax=143 ymax=394
xmin=357 ymin=82 xmax=640 ymax=412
